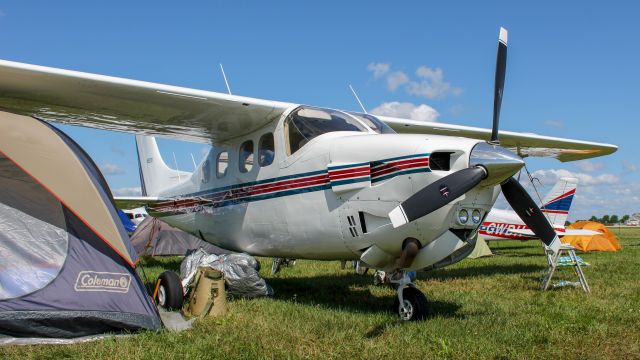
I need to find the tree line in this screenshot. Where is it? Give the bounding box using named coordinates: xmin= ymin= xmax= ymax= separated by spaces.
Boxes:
xmin=586 ymin=214 xmax=631 ymax=225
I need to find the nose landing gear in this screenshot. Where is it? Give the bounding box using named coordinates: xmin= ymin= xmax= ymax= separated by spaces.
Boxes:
xmin=390 ymin=271 xmax=429 ymax=321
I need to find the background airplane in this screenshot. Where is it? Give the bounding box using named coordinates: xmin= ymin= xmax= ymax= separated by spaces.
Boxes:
xmin=480 ymin=177 xmax=600 ymax=240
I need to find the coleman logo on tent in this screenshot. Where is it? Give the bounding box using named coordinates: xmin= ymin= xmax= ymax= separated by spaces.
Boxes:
xmin=74 ymin=271 xmax=131 ymax=293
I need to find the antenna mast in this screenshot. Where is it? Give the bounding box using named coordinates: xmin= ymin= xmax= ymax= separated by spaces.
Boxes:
xmin=220 ymin=63 xmax=232 ymax=95
xmin=349 ymin=84 xmax=367 ymax=114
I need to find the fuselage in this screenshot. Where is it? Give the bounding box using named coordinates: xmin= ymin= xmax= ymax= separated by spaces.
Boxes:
xmin=147 ymin=106 xmax=504 ymax=271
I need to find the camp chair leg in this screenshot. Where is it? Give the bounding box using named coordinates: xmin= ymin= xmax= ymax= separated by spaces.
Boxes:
xmin=568 ymin=249 xmax=591 ymax=293
xmin=541 ymin=264 xmax=557 ymax=291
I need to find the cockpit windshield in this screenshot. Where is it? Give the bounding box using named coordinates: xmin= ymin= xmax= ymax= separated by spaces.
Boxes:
xmin=347 ymin=112 xmax=396 ymax=134
xmin=285 ymin=107 xmax=367 ymax=154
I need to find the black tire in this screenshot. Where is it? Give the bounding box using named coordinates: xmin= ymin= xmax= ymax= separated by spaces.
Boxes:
xmin=157 ymin=271 xmax=184 ymax=310
xmin=393 ymin=287 xmax=429 ymax=321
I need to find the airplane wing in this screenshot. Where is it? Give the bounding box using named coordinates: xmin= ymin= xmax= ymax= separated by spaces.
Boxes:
xmin=508 ymin=228 xmax=602 ymax=237
xmin=0 ymin=59 xmax=619 ymax=161
xmin=0 ymin=59 xmax=293 ymax=144
xmin=505 ymin=228 xmax=537 ymax=237
xmin=380 ymin=116 xmax=617 ymax=162
xmin=113 ymin=196 xmax=166 ymax=210
xmin=562 ymin=229 xmax=602 ymax=236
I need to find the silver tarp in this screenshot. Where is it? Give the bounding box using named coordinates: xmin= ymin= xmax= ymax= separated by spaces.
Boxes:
xmin=180 ymin=249 xmax=273 ymax=298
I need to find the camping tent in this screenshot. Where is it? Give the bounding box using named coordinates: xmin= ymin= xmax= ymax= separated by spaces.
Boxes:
xmin=130 ymin=216 xmax=230 ymax=256
xmin=562 ymin=221 xmax=622 ymax=251
xmin=0 ymin=111 xmax=161 ymax=338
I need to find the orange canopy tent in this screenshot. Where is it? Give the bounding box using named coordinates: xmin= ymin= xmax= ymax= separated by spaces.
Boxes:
xmin=561 ymin=221 xmax=622 ymax=251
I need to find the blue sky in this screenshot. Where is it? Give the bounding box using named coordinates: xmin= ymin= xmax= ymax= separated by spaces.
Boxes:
xmin=0 ymin=1 xmax=637 ymax=220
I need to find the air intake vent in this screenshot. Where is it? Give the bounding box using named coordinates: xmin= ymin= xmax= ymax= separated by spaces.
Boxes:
xmin=429 ymin=152 xmax=452 ymax=171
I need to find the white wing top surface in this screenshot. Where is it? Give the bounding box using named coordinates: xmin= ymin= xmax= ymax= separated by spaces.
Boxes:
xmin=0 ymin=59 xmax=293 ymax=144
xmin=381 ymin=116 xmax=617 ymax=162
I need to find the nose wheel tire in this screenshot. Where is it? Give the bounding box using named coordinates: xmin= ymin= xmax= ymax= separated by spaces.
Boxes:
xmin=156 ymin=271 xmax=184 ymax=310
xmin=393 ymin=286 xmax=429 ymax=321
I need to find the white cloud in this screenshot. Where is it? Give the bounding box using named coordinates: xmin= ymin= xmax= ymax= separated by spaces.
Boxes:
xmin=370 ymin=101 xmax=439 ymax=122
xmin=406 ymin=66 xmax=462 ymax=99
xmin=623 ymin=161 xmax=637 ymax=173
xmin=386 ymin=71 xmax=409 ymax=91
xmin=544 ymin=120 xmax=564 ymax=128
xmin=575 ymin=161 xmax=604 ymax=172
xmin=99 ymin=162 xmax=124 ymax=175
xmin=531 ymin=168 xmax=619 ymax=187
xmin=493 ymin=172 xmax=639 ymax=221
xmin=368 ymin=63 xmax=462 ymax=99
xmin=112 ymin=187 xmax=142 ymax=196
xmin=367 ymin=63 xmax=390 ymax=79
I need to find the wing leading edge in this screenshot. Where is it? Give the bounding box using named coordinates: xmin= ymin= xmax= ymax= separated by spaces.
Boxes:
xmin=381 ymin=116 xmax=617 ymax=162
xmin=0 ymin=59 xmax=293 ymax=144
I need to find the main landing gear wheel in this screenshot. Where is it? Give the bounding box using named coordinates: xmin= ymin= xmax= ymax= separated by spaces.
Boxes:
xmin=393 ymin=286 xmax=429 ymax=321
xmin=390 ymin=271 xmax=429 ymax=321
xmin=156 ymin=271 xmax=184 ymax=310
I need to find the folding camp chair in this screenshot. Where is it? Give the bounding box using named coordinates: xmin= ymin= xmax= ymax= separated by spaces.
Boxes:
xmin=541 ymin=243 xmax=590 ymax=293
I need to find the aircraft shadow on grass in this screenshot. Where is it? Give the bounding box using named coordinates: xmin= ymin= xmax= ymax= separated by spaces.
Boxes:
xmin=418 ymin=263 xmax=545 ymax=282
xmin=267 ymin=274 xmax=462 ymax=318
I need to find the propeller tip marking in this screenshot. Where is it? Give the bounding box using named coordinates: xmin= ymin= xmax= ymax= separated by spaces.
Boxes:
xmin=499 ymin=27 xmax=508 ymax=45
xmin=389 ymin=206 xmax=409 ymax=228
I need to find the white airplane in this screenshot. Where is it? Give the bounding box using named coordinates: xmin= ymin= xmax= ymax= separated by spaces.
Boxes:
xmin=479 ymin=177 xmax=601 ymax=240
xmin=122 ymin=207 xmax=149 ymax=226
xmin=0 ymin=28 xmax=617 ymax=320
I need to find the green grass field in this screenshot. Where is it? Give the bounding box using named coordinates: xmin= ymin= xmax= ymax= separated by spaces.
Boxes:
xmin=3 ymin=228 xmax=640 ymax=359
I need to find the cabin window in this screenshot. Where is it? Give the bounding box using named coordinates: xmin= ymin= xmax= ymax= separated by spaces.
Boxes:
xmin=217 ymin=151 xmax=228 ymax=178
xmin=202 ymin=160 xmax=211 ymax=183
xmin=348 ymin=112 xmax=396 ymax=134
xmin=285 ymin=106 xmax=367 ymax=155
xmin=258 ymin=133 xmax=275 ymax=167
xmin=239 ymin=140 xmax=254 ymax=173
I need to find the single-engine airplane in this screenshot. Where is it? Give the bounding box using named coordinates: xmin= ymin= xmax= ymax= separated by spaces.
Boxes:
xmin=0 ymin=28 xmax=617 ymax=320
xmin=480 ymin=177 xmax=601 ymax=241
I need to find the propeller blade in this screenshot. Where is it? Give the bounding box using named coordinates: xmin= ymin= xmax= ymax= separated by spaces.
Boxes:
xmin=500 ymin=177 xmax=561 ymax=253
xmin=490 ymin=27 xmax=508 ymax=144
xmin=389 ymin=167 xmax=487 ymax=228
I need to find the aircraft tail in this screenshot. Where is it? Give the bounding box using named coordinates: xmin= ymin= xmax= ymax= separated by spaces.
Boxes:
xmin=540 ymin=177 xmax=578 ymax=228
xmin=135 ymin=135 xmax=190 ymax=197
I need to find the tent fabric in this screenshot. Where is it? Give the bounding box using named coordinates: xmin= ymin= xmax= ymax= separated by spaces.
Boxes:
xmin=130 ymin=216 xmax=230 ymax=257
xmin=0 ymin=112 xmax=135 ymax=265
xmin=0 ymin=111 xmax=161 ymax=338
xmin=562 ymin=221 xmax=622 ymax=252
xmin=468 ymin=235 xmax=493 ymax=259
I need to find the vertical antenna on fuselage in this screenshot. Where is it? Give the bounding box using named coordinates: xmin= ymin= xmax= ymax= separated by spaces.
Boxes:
xmin=349 ymin=84 xmax=367 ymax=114
xmin=220 ymin=63 xmax=232 ymax=95
xmin=172 ymin=152 xmax=182 ymax=182
xmin=190 ymin=153 xmax=197 ymax=171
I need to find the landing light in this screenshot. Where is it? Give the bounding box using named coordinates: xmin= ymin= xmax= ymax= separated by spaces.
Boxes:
xmin=458 ymin=209 xmax=469 ymax=224
xmin=472 ymin=209 xmax=482 ymax=224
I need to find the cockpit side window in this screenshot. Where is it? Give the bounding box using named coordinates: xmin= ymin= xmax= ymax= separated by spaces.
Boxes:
xmin=348 ymin=112 xmax=396 ymax=134
xmin=285 ymin=107 xmax=367 ymax=155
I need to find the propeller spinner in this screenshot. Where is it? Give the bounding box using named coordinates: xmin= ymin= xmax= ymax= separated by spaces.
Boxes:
xmin=389 ymin=27 xmax=561 ymax=254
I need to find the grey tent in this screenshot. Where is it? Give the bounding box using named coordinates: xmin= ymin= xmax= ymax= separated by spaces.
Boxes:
xmin=0 ymin=111 xmax=161 ymax=338
xmin=131 ymin=216 xmax=230 ymax=257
